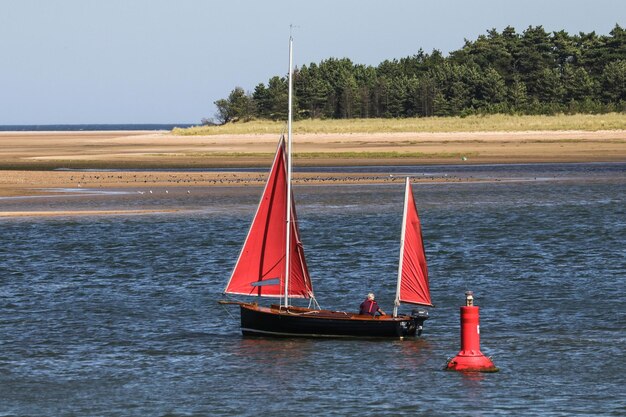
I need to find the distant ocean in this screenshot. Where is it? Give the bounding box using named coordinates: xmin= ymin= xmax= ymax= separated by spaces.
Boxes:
xmin=0 ymin=124 xmax=196 ymax=131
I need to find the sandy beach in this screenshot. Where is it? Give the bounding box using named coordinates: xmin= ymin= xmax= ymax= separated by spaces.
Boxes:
xmin=1 ymin=129 xmax=625 ymax=216
xmin=2 ymin=129 xmax=626 ymax=170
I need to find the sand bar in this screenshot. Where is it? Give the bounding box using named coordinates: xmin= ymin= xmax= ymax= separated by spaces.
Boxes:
xmin=1 ymin=129 xmax=625 ymax=200
xmin=2 ymin=129 xmax=626 ymax=169
xmin=0 ymin=209 xmax=180 ymax=218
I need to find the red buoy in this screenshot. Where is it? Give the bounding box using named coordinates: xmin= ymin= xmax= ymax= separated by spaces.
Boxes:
xmin=446 ymin=291 xmax=498 ymax=372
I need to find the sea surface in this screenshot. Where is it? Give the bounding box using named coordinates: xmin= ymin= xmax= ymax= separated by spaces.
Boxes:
xmin=1 ymin=163 xmax=625 ymax=416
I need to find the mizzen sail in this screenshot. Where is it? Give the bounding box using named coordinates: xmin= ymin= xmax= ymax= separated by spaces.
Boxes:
xmin=396 ymin=178 xmax=433 ymax=307
xmin=224 ymin=138 xmax=314 ymax=298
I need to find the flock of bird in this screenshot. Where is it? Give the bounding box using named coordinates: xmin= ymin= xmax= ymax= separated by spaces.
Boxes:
xmin=66 ymin=172 xmax=467 ymax=196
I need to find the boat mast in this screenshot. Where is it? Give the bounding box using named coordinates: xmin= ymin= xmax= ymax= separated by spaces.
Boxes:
xmin=284 ymin=35 xmax=294 ymax=308
xmin=393 ymin=177 xmax=410 ymax=317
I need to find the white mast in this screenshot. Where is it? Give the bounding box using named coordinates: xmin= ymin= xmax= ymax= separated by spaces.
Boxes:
xmin=284 ymin=35 xmax=294 ymax=308
xmin=393 ymin=177 xmax=411 ymax=317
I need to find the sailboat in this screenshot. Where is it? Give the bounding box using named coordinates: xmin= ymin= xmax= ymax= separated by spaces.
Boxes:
xmin=220 ymin=37 xmax=432 ymax=338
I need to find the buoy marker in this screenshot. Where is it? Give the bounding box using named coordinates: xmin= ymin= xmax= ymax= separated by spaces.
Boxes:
xmin=446 ymin=291 xmax=498 ymax=372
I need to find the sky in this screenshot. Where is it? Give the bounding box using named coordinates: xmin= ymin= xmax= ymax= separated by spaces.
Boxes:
xmin=1 ymin=0 xmax=624 ymax=125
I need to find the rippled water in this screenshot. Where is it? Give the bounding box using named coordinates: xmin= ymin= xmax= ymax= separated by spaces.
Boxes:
xmin=1 ymin=163 xmax=625 ymax=416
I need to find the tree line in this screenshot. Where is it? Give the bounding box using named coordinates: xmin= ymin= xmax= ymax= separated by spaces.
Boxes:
xmin=212 ymin=25 xmax=626 ymax=124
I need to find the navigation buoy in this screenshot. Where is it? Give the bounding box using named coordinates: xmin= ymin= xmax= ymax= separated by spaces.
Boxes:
xmin=446 ymin=291 xmax=498 ymax=372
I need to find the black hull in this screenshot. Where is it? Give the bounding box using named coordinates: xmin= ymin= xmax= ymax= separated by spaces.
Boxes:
xmin=239 ymin=305 xmax=427 ymax=339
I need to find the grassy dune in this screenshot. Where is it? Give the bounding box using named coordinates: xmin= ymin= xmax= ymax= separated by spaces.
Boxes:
xmin=173 ymin=113 xmax=626 ymax=136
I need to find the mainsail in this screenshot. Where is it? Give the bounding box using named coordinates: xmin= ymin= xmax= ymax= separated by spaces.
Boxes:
xmin=224 ymin=138 xmax=314 ymax=298
xmin=395 ymin=178 xmax=433 ymax=310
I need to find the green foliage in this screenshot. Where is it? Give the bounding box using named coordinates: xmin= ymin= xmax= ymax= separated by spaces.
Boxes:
xmin=212 ymin=25 xmax=626 ymax=122
xmin=214 ymin=87 xmax=256 ymax=124
xmin=601 ymin=60 xmax=626 ymax=102
xmin=253 ymin=76 xmax=289 ymax=120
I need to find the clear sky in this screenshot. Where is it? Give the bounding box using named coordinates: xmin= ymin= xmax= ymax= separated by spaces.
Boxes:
xmin=1 ymin=0 xmax=624 ymax=125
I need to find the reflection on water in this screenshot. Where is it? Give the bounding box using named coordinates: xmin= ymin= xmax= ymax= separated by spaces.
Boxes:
xmin=234 ymin=337 xmax=312 ymax=366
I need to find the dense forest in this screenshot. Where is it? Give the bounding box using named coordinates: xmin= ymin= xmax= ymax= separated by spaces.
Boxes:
xmin=212 ymin=25 xmax=626 ymax=124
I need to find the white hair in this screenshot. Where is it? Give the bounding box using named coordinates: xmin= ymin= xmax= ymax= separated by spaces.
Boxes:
xmin=367 ymin=293 xmax=375 ymax=300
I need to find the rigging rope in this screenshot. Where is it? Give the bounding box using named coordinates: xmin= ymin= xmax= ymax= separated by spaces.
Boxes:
xmin=307 ymin=294 xmax=321 ymax=310
xmin=220 ymin=302 xmax=237 ymax=321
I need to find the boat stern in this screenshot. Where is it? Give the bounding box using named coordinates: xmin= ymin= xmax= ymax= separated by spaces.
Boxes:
xmin=410 ymin=308 xmax=430 ymax=336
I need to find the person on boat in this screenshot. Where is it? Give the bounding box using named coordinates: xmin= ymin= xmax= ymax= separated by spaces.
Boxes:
xmin=359 ymin=293 xmax=386 ymax=316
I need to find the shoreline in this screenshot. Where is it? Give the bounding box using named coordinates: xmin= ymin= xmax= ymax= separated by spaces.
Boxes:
xmin=0 ymin=170 xmax=477 ymax=198
xmin=1 ymin=129 xmax=625 ymax=169
xmin=0 ymin=209 xmax=181 ymax=218
xmin=1 ymin=129 xmax=625 ymax=202
xmin=0 ymin=162 xmax=622 ymax=219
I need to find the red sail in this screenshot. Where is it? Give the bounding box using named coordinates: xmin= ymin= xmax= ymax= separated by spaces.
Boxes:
xmin=398 ymin=180 xmax=433 ymax=306
xmin=224 ymin=138 xmax=314 ymax=298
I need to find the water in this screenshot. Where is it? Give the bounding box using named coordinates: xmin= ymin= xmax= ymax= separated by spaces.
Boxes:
xmin=1 ymin=163 xmax=625 ymax=416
